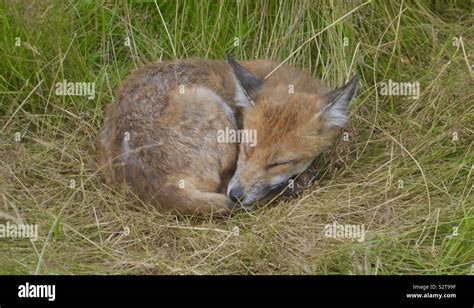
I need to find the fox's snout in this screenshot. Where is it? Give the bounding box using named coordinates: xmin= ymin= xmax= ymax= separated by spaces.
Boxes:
xmin=227 ymin=172 xmax=274 ymax=206
xmin=228 ymin=186 xmax=244 ymax=203
xmin=227 ymin=160 xmax=308 ymax=206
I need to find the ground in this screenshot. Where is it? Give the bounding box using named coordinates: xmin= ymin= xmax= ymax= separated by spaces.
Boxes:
xmin=0 ymin=0 xmax=472 ymax=274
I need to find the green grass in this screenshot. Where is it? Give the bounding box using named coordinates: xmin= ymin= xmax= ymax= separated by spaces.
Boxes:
xmin=0 ymin=0 xmax=472 ymax=274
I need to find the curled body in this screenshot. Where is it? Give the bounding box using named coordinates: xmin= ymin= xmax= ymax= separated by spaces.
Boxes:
xmin=98 ymin=56 xmax=359 ymax=215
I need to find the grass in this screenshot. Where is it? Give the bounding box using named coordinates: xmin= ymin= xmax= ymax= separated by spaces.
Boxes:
xmin=0 ymin=0 xmax=472 ymax=274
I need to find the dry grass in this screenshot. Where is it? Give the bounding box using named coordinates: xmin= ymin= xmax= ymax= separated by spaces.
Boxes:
xmin=0 ymin=0 xmax=472 ymax=274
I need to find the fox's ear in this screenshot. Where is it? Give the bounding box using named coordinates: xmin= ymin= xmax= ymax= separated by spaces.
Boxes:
xmin=319 ymin=74 xmax=359 ymax=129
xmin=227 ymin=54 xmax=262 ymax=107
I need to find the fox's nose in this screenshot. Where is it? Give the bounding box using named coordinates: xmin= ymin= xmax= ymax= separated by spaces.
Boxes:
xmin=228 ymin=187 xmax=244 ymax=203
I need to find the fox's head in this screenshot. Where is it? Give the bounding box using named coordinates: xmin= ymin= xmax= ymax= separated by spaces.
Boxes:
xmin=226 ymin=55 xmax=359 ymax=207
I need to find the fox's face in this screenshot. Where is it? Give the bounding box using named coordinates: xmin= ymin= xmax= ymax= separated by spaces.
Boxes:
xmin=226 ymin=55 xmax=359 ymax=206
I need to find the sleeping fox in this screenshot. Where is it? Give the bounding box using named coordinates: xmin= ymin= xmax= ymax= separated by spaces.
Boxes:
xmin=98 ymin=55 xmax=359 ymax=215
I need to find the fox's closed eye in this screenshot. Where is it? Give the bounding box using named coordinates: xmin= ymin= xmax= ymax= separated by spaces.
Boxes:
xmin=266 ymin=160 xmax=295 ymax=169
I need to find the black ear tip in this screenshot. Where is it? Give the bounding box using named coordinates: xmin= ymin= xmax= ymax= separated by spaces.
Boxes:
xmin=226 ymin=53 xmax=235 ymax=63
xmin=343 ymin=73 xmax=360 ymax=93
xmin=351 ymin=73 xmax=360 ymax=85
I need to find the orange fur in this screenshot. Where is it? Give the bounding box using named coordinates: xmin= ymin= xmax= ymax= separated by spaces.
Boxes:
xmin=98 ymin=57 xmax=358 ymax=213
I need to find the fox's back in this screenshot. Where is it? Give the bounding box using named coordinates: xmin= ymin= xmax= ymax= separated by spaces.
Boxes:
xmin=108 ymin=58 xmax=320 ymax=126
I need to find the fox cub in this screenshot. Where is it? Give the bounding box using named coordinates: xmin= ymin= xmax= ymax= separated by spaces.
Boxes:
xmin=98 ymin=55 xmax=359 ymax=215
